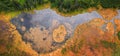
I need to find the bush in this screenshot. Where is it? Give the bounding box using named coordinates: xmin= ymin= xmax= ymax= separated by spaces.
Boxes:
xmin=100 ymin=0 xmax=120 ymax=9
xmin=0 ymin=0 xmax=120 ymax=13
xmin=50 ymin=0 xmax=120 ymax=12
xmin=0 ymin=0 xmax=49 ymax=12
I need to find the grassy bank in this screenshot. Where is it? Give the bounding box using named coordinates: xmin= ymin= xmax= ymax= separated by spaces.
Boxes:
xmin=0 ymin=2 xmax=50 ymax=22
xmin=0 ymin=0 xmax=120 ymax=13
xmin=0 ymin=0 xmax=120 ymax=21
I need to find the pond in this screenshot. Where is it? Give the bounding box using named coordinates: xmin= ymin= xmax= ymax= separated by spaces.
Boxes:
xmin=10 ymin=8 xmax=120 ymax=53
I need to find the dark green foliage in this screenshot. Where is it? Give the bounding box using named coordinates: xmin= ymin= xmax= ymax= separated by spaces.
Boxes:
xmin=50 ymin=0 xmax=100 ymax=12
xmin=0 ymin=0 xmax=120 ymax=12
xmin=117 ymin=31 xmax=120 ymax=40
xmin=100 ymin=0 xmax=120 ymax=9
xmin=0 ymin=0 xmax=49 ymax=12
xmin=50 ymin=0 xmax=120 ymax=12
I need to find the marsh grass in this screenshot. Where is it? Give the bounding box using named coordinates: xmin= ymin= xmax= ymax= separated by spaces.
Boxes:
xmin=101 ymin=40 xmax=117 ymax=49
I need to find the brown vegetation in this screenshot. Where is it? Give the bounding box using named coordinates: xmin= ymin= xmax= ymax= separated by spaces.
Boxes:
xmin=98 ymin=9 xmax=118 ymax=20
xmin=0 ymin=20 xmax=38 ymax=56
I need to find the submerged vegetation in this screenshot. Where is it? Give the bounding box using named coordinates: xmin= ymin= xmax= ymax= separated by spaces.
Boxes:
xmin=0 ymin=0 xmax=120 ymax=13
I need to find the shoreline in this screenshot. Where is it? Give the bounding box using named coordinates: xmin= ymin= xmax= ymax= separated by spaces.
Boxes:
xmin=0 ymin=3 xmax=119 ymax=22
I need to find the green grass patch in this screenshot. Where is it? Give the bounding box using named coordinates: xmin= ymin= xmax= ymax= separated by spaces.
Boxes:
xmin=101 ymin=40 xmax=117 ymax=49
xmin=61 ymin=48 xmax=67 ymax=54
xmin=100 ymin=40 xmax=120 ymax=56
xmin=112 ymin=47 xmax=120 ymax=56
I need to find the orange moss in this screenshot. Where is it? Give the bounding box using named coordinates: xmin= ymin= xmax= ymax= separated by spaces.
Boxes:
xmin=98 ymin=9 xmax=118 ymax=20
xmin=0 ymin=20 xmax=38 ymax=56
xmin=114 ymin=19 xmax=120 ymax=31
xmin=106 ymin=22 xmax=114 ymax=36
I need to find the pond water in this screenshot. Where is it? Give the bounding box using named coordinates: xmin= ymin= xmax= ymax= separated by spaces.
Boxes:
xmin=10 ymin=8 xmax=120 ymax=53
